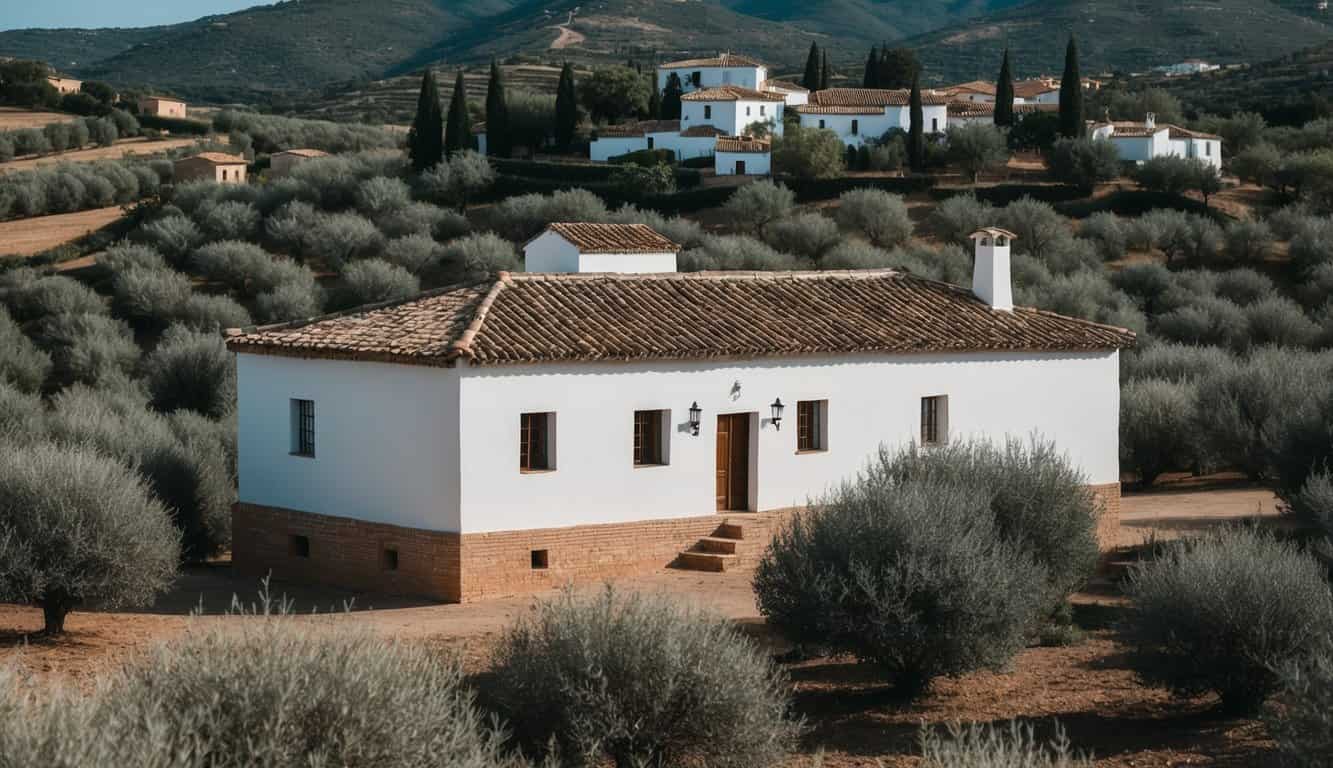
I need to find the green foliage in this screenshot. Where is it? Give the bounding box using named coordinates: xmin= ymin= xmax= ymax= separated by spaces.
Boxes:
xmin=31 ymin=313 xmax=141 ymax=390
xmin=1000 ymin=197 xmax=1072 ymax=259
xmin=417 ymin=150 xmax=495 ymax=212
xmin=176 ymin=294 xmax=252 ymax=333
xmin=110 ymin=265 xmax=193 ymax=332
xmin=755 ymin=472 xmax=1046 ymax=696
xmin=1046 ymin=138 xmax=1119 ymax=190
xmin=723 ymin=180 xmax=795 ymax=237
xmin=254 ymin=281 xmax=324 ymax=324
xmin=212 ymin=110 xmax=400 ymax=155
xmin=555 ymin=63 xmax=579 ymax=150
xmin=138 ymin=215 xmax=202 ymax=268
xmin=679 ymin=235 xmax=799 ymax=271
xmin=1125 ymin=527 xmax=1333 ymax=714
xmin=488 ymin=188 xmax=609 ymax=242
xmin=143 ymin=325 xmax=236 ymax=419
xmin=384 ymin=233 xmax=444 ymax=274
xmin=485 ymin=60 xmax=512 ymax=158
xmin=1078 ymin=212 xmax=1126 ymax=261
xmin=445 ymin=70 xmax=474 ymax=157
xmin=932 ymin=195 xmax=997 ymax=246
xmin=439 ymin=233 xmax=520 ymax=282
xmin=581 ymin=66 xmax=650 ymax=124
xmin=0 ymin=159 xmax=158 ymax=221
xmin=1267 ymin=642 xmax=1333 ymax=768
xmin=1121 ymin=341 xmax=1233 ymax=384
xmin=919 ymin=721 xmax=1091 ymax=768
xmin=995 ymin=49 xmax=1015 ymax=127
xmin=335 ymin=259 xmax=420 ymax=310
xmin=197 ymin=200 xmax=260 ymax=242
xmin=947 ymin=123 xmax=1009 ymax=183
xmin=490 ymin=587 xmax=799 ymax=768
xmin=763 ymin=212 xmax=840 ymax=261
xmin=1058 ymin=36 xmax=1083 ymax=138
xmin=611 ymin=162 xmax=677 ymax=196
xmin=0 ymin=441 xmax=180 ymax=633
xmin=836 ymin=188 xmax=913 ymax=247
xmin=1120 ymin=377 xmax=1201 ymax=485
xmin=408 ymin=69 xmax=444 ymax=172
xmin=819 ymin=241 xmax=896 ymax=269
xmin=0 ymin=307 xmax=51 ymax=393
xmin=909 ymin=73 xmax=925 ymax=171
xmin=355 ymin=176 xmax=412 ymax=219
xmin=1230 ymin=142 xmax=1282 ymax=186
xmin=1222 ymin=220 xmax=1274 ymax=265
xmin=772 ymin=124 xmax=846 ymax=179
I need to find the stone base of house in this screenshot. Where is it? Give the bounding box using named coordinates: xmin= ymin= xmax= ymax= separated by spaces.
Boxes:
xmin=232 ymin=483 xmax=1122 ymax=603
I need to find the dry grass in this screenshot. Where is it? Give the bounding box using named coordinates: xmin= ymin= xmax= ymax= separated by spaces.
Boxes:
xmin=0 ymin=107 xmax=79 ymax=131
xmin=0 ymin=137 xmax=201 ymax=175
xmin=0 ymin=206 xmax=125 ymax=258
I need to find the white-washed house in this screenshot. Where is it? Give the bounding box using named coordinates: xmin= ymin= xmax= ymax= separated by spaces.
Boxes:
xmin=795 ymin=88 xmax=950 ymax=146
xmin=1090 ymin=113 xmax=1222 ymax=169
xmin=714 ymin=136 xmax=771 ymax=176
xmin=524 ymin=222 xmax=679 ymax=273
xmin=681 ymin=86 xmax=786 ymax=137
xmin=226 ymin=223 xmax=1132 ymax=602
xmin=588 ymin=120 xmax=725 ymax=162
xmin=946 ymin=101 xmax=1059 ymax=129
xmin=657 ymin=53 xmax=767 ymax=95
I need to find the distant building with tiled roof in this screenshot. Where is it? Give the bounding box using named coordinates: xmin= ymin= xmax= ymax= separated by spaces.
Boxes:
xmin=795 ymin=88 xmax=950 ymax=145
xmin=1090 ymin=113 xmax=1222 ymax=169
xmin=523 ymin=223 xmax=680 ymax=274
xmin=715 ymin=136 xmax=771 ymax=176
xmin=139 ymin=95 xmax=187 ymax=119
xmin=270 ymin=148 xmax=330 ymax=177
xmin=227 ymin=229 xmax=1130 ymax=603
xmin=942 ymin=80 xmax=997 ymax=103
xmin=46 ymin=75 xmax=82 ymax=95
xmin=947 ymin=101 xmax=1058 ymax=127
xmin=174 ymin=152 xmax=247 ymax=184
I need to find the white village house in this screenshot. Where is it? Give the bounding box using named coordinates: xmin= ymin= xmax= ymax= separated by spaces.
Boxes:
xmin=225 ymin=223 xmax=1132 ymax=602
xmin=795 ymin=88 xmax=950 ymax=146
xmin=714 ymin=136 xmax=771 ymax=176
xmin=1090 ymin=113 xmax=1223 ymax=169
xmin=656 ymin=53 xmax=768 ymax=94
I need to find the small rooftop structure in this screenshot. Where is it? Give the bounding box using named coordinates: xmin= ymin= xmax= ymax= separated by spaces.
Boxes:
xmin=523 ymin=223 xmax=681 ymax=274
xmin=680 ymin=85 xmax=785 ymax=102
xmin=796 ymin=88 xmax=951 ymax=114
xmin=658 ymin=53 xmax=765 ymax=69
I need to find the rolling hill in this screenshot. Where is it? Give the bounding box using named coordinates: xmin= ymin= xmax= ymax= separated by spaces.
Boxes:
xmin=1151 ymin=40 xmax=1333 ymax=124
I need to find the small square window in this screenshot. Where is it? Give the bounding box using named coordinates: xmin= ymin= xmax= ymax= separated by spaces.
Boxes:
xmin=633 ymin=409 xmax=669 ymax=466
xmin=531 ymin=549 xmax=549 ymax=569
xmin=520 ymin=412 xmax=555 ymax=472
xmin=291 ymin=399 xmax=315 ymax=457
xmin=746 ymin=106 xmax=752 ymax=116
xmin=704 ymin=105 xmax=712 ymax=119
xmin=796 ymin=400 xmax=827 ymax=452
xmin=851 ymin=119 xmax=859 ymax=135
xmin=289 ymin=534 xmax=310 ymax=558
xmin=760 ymin=105 xmax=766 ymax=116
xmin=921 ymin=395 xmax=949 ymax=446
xmin=381 ymin=547 xmax=399 ymax=571
xmin=818 ymin=119 xmax=825 ymax=129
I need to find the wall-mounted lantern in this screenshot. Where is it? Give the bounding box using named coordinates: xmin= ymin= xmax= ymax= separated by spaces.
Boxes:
xmin=688 ymin=402 xmax=702 ymax=436
xmin=770 ymin=398 xmax=785 ymax=430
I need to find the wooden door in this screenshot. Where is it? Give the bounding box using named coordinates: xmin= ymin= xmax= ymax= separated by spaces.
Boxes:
xmin=736 ymin=160 xmax=746 ymax=175
xmin=716 ymin=414 xmax=750 ymax=511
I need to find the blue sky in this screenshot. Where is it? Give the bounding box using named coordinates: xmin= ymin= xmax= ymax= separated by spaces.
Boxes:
xmin=1 ymin=1 xmax=276 ymax=31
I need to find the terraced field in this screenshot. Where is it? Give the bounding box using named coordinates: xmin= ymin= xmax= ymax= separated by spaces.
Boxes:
xmin=299 ymin=65 xmax=568 ymax=125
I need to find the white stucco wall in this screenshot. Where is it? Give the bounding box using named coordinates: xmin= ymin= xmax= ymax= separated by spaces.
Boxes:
xmin=655 ymin=133 xmax=719 ymax=160
xmin=590 ymin=136 xmax=648 ymax=162
xmin=236 ymin=354 xmax=462 ymax=532
xmin=524 ymin=231 xmax=581 ymax=273
xmin=525 ymin=232 xmax=677 ymax=273
xmin=715 ymin=150 xmax=771 ymax=175
xmin=453 ymin=350 xmax=1121 ymax=534
xmin=800 ymin=104 xmax=947 ymax=145
xmin=657 ymin=65 xmax=767 ymax=93
xmin=681 ymin=99 xmax=783 ymax=137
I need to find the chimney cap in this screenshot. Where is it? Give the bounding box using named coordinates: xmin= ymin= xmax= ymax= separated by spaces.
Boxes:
xmin=968 ymin=227 xmax=1018 ymax=241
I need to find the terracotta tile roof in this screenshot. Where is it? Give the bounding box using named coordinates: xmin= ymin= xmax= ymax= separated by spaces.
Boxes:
xmin=1092 ymin=121 xmax=1222 ymax=141
xmin=275 ymin=148 xmax=329 ymax=158
xmin=715 ymin=136 xmax=771 ymax=153
xmin=1167 ymin=125 xmax=1222 ymax=141
xmin=681 ymin=85 xmax=785 ymax=102
xmin=226 ymin=270 xmax=1136 ymax=367
xmin=659 ymin=53 xmax=765 ymax=69
xmin=540 ymin=223 xmax=681 ymax=254
xmin=595 ymin=119 xmax=680 ymax=138
xmin=945 ymin=80 xmax=996 ymax=95
xmin=142 ymin=95 xmax=186 ymax=103
xmin=680 ymin=125 xmax=727 ymax=137
xmin=1013 ymin=80 xmax=1059 ymax=99
xmin=763 ymin=80 xmax=808 ymax=93
xmin=796 ymin=88 xmax=950 ymax=114
xmin=947 ymin=102 xmax=1058 ymax=118
xmin=179 ymin=152 xmax=246 ymax=165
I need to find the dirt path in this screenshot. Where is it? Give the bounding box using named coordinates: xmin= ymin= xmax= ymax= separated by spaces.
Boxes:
xmin=0 ymin=108 xmax=78 ymax=130
xmin=0 ymin=206 xmax=125 ymax=258
xmin=0 ymin=138 xmax=200 ymax=175
xmin=549 ymin=9 xmax=586 ymax=49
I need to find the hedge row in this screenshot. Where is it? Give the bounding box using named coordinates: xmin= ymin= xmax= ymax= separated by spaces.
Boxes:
xmin=779 ymin=175 xmax=936 ymax=203
xmin=137 ymin=114 xmax=212 ymax=136
xmin=488 ymin=174 xmax=734 ymax=214
xmin=931 ymin=184 xmax=1086 ymax=207
xmin=490 ymin=158 xmax=701 ymax=188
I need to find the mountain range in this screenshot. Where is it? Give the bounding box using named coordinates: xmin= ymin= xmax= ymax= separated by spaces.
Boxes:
xmin=0 ymin=0 xmax=1329 ymax=101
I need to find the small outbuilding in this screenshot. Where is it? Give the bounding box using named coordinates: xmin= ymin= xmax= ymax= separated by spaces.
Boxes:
xmin=714 ymin=136 xmax=771 ymax=176
xmin=139 ymin=96 xmax=188 ymax=119
xmin=270 ymin=148 xmax=330 ymax=176
xmin=174 ymin=152 xmax=248 ymax=184
xmin=524 ymin=222 xmax=680 ymax=274
xmin=46 ymin=75 xmax=82 ymax=95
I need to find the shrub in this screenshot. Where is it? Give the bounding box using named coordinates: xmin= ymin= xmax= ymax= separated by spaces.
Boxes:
xmin=0 ymin=441 xmax=179 ymax=634
xmin=213 ymin=110 xmax=403 ymax=153
xmin=253 ymin=281 xmax=324 ymax=324
xmin=375 ymin=201 xmax=455 ymax=239
xmin=1078 ymin=212 xmax=1126 ymax=261
xmin=137 ymin=215 xmax=202 ymax=267
xmin=305 ymin=211 xmax=384 ymax=269
xmin=490 ymin=587 xmax=799 ymax=767
xmin=1000 ymin=197 xmax=1071 ymax=259
xmin=1038 ymin=237 xmax=1101 ymax=276
xmin=919 ymin=722 xmax=1091 ymax=768
xmin=1289 ymin=218 xmax=1333 ymax=276
xmin=755 ymin=474 xmax=1046 ymax=695
xmin=1288 ymin=468 xmax=1333 ymax=536
xmin=1121 ymin=342 xmax=1233 ymax=383
xmin=1268 ymin=205 xmax=1313 ymax=240
xmin=608 ymin=204 xmax=706 ymax=248
xmin=1154 ymin=297 xmax=1247 ymax=349
xmin=1267 ymin=643 xmax=1333 ymax=767
xmin=487 ymin=190 xmax=609 ymax=243
xmin=110 ymin=265 xmax=192 ymax=331
xmin=197 ymin=200 xmax=260 ymax=242
xmin=99 ymin=242 xmax=168 ymax=273
xmin=820 ymin=241 xmax=896 ymax=269
xmin=1214 ymin=268 xmax=1276 ymax=306
xmin=1120 ymin=377 xmax=1201 ymax=485
xmin=1244 ymin=296 xmax=1320 ymax=349
xmin=1109 ymin=263 xmax=1174 ymax=314
xmin=947 ymin=123 xmax=1009 ymax=183
xmin=356 ymin=176 xmax=413 ymax=219
xmin=176 ymin=293 xmax=252 ymax=332
xmin=0 ymin=308 xmax=51 ymax=393
xmin=48 ymin=613 xmax=523 ymax=767
xmin=192 ymin=241 xmax=316 ymax=299
xmin=384 ymin=233 xmax=443 ymax=274
xmin=1045 ymin=137 xmax=1119 ymax=190
xmin=1124 ymin=527 xmax=1333 ymax=714
xmin=723 ymin=180 xmax=794 ymax=237
xmin=0 ymin=381 xmax=44 ymax=437
xmin=931 ymin=195 xmax=996 ymax=246
xmin=679 ymin=236 xmax=800 ymax=271
xmin=3 ymin=273 xmax=106 ymax=323
xmin=771 ymin=124 xmax=846 ymax=178
xmin=143 ymin=325 xmax=236 ymax=419
xmin=31 ymin=312 xmax=140 ymax=389
xmin=1223 ymin=220 xmax=1274 ymax=265
xmin=762 ymin=213 xmax=841 ymax=260
xmin=836 ymin=188 xmax=913 ymax=248
xmin=335 ymin=259 xmax=420 ymax=310
xmin=263 ymin=199 xmax=319 ymax=253
xmin=610 ymin=163 xmax=677 ymax=195
xmin=438 ymin=233 xmax=520 ymax=283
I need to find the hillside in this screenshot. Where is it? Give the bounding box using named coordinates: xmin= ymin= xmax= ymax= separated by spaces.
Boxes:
xmin=1151 ymin=41 xmax=1333 ymax=124
xmin=904 ymin=0 xmax=1333 ymax=84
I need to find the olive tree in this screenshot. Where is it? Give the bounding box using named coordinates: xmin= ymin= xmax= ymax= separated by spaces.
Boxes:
xmin=0 ymin=441 xmax=180 ymax=634
xmin=722 ymin=180 xmax=794 ymax=237
xmin=836 ymin=188 xmax=913 ymax=248
xmin=946 ymin=123 xmax=1009 ymax=183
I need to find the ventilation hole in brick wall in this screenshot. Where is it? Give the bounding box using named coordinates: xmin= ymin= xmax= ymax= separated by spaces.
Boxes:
xmin=381 ymin=547 xmax=399 ymax=571
xmin=289 ymin=534 xmax=310 ymax=558
xmin=530 ymin=549 xmax=549 ymax=570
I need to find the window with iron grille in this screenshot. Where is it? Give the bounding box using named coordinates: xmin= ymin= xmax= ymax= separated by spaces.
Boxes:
xmin=797 ymin=400 xmax=825 ymax=452
xmin=633 ymin=410 xmax=666 ymax=466
xmin=920 ymin=395 xmax=948 ymax=446
xmin=291 ymin=399 xmax=315 ymax=457
xmin=520 ymin=412 xmax=552 ymax=471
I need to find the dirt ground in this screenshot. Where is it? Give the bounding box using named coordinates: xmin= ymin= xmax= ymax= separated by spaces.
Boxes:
xmin=0 ymin=484 xmax=1289 ymax=765
xmin=0 ymin=137 xmax=201 ymax=175
xmin=0 ymin=108 xmax=78 ymax=130
xmin=0 ymin=206 xmax=125 ymax=258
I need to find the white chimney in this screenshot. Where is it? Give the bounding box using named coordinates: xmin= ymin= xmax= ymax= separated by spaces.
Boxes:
xmin=1145 ymin=111 xmax=1156 ymax=130
xmin=969 ymin=228 xmax=1015 ymax=311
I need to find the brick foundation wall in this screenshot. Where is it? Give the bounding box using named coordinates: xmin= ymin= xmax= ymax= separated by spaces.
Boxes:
xmin=233 ymin=482 xmax=1121 ymax=603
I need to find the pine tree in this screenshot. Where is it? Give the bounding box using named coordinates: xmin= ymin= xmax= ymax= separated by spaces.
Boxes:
xmin=994 ymin=48 xmax=1015 ymax=128
xmin=554 ymin=62 xmax=578 ymax=151
xmin=802 ymin=42 xmax=822 ymax=92
xmin=820 ymin=50 xmax=831 ymax=91
xmin=863 ymin=46 xmax=879 ymax=88
xmin=908 ymin=71 xmax=924 ymax=172
xmin=661 ymin=72 xmax=684 ymax=120
xmin=485 ymin=60 xmax=511 ymax=157
xmin=444 ymin=70 xmax=473 ymax=157
xmin=407 ymin=70 xmax=444 ymax=172
xmin=1059 ymin=35 xmax=1083 ymax=139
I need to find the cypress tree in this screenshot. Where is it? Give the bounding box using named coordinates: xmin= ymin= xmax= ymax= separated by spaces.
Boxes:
xmin=554 ymin=62 xmax=578 ymax=151
xmin=661 ymin=72 xmax=684 ymax=120
xmin=908 ymin=71 xmax=924 ymax=172
xmin=407 ymin=69 xmax=444 ymax=172
xmin=880 ymin=48 xmax=918 ymax=90
xmin=444 ymin=70 xmax=473 ymax=157
xmin=1059 ymin=35 xmax=1083 ymax=138
xmin=820 ymin=50 xmax=831 ymax=91
xmin=802 ymin=42 xmax=822 ymax=92
xmin=994 ymin=48 xmax=1015 ymax=128
xmin=863 ymin=46 xmax=879 ymax=88
xmin=648 ymin=75 xmax=662 ymax=120
xmin=485 ymin=60 xmax=511 ymax=157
